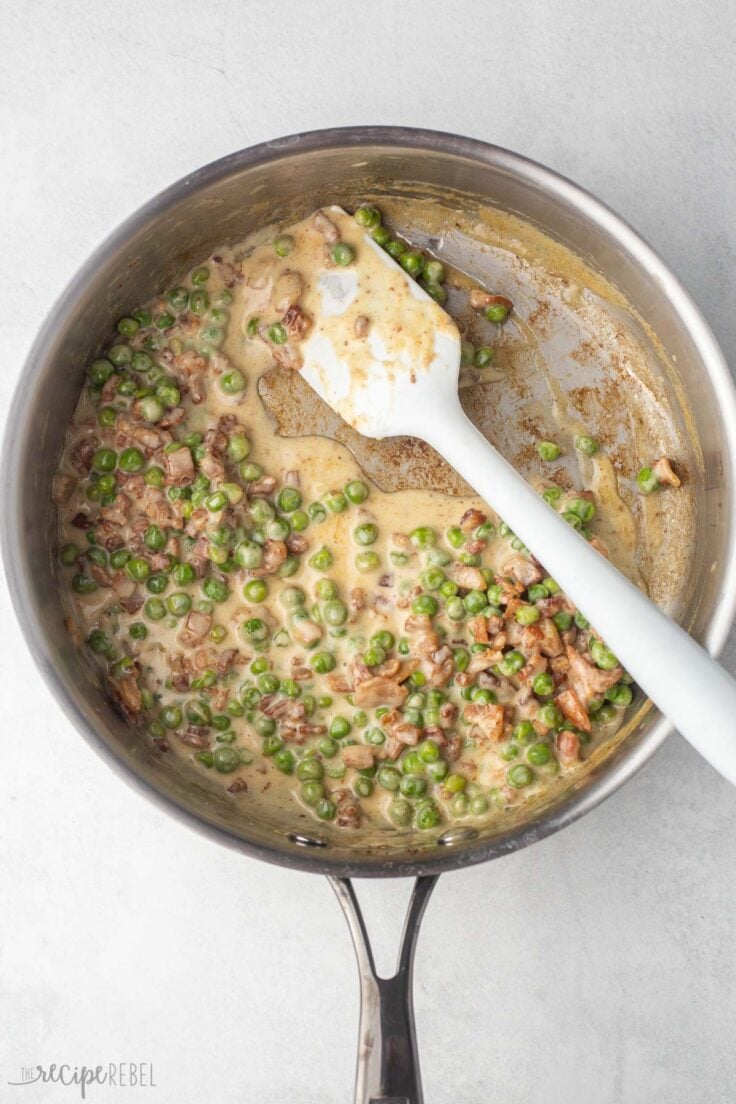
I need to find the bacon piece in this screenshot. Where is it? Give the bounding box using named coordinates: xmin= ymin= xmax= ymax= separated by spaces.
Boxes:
xmin=71 ymin=435 xmax=98 ymax=474
xmin=109 ymin=674 xmax=142 ymax=721
xmin=466 ymin=614 xmax=490 ymax=644
xmin=565 ymin=645 xmax=622 ymax=706
xmin=342 ymin=745 xmax=374 ymax=770
xmin=179 ymin=609 xmax=212 ymax=648
xmin=335 ymin=789 xmax=361 ymax=829
xmin=652 ymin=456 xmax=681 ymax=488
xmin=249 ymin=539 xmax=287 ymax=577
xmin=469 ymin=290 xmax=513 ymax=313
xmin=164 ymin=447 xmax=194 ymax=486
xmin=353 ymin=677 xmax=409 ymax=710
xmin=450 ymin=564 xmax=487 ymax=590
xmin=282 ymin=304 xmax=312 ymax=340
xmin=312 ymin=209 xmax=339 ymax=242
xmin=464 ymin=702 xmax=505 ymax=741
xmin=503 ymin=555 xmax=543 ymax=588
xmin=557 ymin=729 xmax=581 ymax=765
xmin=555 ymin=689 xmax=591 ymax=733
xmin=459 ymin=508 xmax=487 ymax=532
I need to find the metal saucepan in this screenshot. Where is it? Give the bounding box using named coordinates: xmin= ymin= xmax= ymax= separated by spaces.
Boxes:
xmin=4 ymin=128 xmax=736 ymax=1103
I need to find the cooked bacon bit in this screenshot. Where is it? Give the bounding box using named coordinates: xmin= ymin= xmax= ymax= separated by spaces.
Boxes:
xmin=537 ymin=594 xmax=574 ymax=617
xmin=282 ymin=304 xmax=312 ymax=341
xmin=536 ymin=617 xmax=563 ymax=658
xmin=199 ymin=451 xmax=226 ymax=482
xmin=459 ymin=508 xmax=487 ymax=532
xmin=52 ymin=474 xmax=76 ymax=504
xmin=178 ymin=727 xmax=210 ymax=749
xmin=375 ymin=657 xmax=401 ymax=679
xmin=164 ymin=447 xmax=194 ymax=486
xmin=117 ymin=414 xmax=169 ymax=453
xmin=65 ymin=616 xmax=83 ymax=647
xmin=312 ymin=209 xmax=339 ymax=242
xmin=652 ymin=456 xmax=681 ymax=488
xmin=589 ymin=536 xmax=609 ymax=558
xmin=469 ymin=290 xmax=514 ymax=313
xmin=466 ymin=614 xmax=490 ymax=644
xmin=250 ymin=539 xmax=287 ymax=577
xmin=271 ymin=340 xmax=302 ymax=371
xmin=565 ymin=645 xmax=623 ymax=706
xmin=445 ymin=734 xmax=464 ymax=762
xmin=555 ymin=689 xmax=591 ymax=733
xmin=286 ymin=533 xmax=308 ymax=554
xmin=158 ymin=406 xmax=187 ymax=429
xmin=503 ymin=555 xmax=543 ymax=587
xmin=70 ymin=436 xmax=98 ymax=474
xmin=327 ymin=672 xmax=353 ymax=694
xmin=378 ymin=573 xmax=393 ymax=588
xmin=335 ymin=789 xmax=361 ymax=829
xmin=391 ymin=532 xmax=414 ymax=551
xmin=397 ymin=659 xmax=420 ymax=682
xmin=450 ymin=564 xmax=487 ymax=590
xmin=284 ymin=470 xmax=300 ymax=487
xmin=291 ymin=617 xmax=323 ymax=646
xmin=71 ymin=511 xmax=93 ymax=530
xmin=495 ymin=573 xmax=525 ymax=600
xmin=464 ymin=702 xmax=505 ymax=741
xmin=353 ymin=677 xmax=409 ymax=709
xmin=290 ymin=664 xmax=312 ymax=681
xmin=227 ymin=779 xmax=248 ymax=794
xmin=348 ymin=588 xmax=365 ymax=616
xmin=179 ymin=609 xmax=212 ymax=648
xmin=342 ymin=745 xmax=374 ymax=770
xmin=487 ymin=614 xmax=504 ymax=637
xmin=557 ymin=729 xmax=581 ymax=765
xmin=216 ymin=649 xmax=239 ymax=675
xmin=464 ymin=539 xmax=486 ymax=556
xmin=273 ymin=270 xmax=303 ymax=313
xmin=394 ymin=723 xmax=421 ymax=746
xmin=88 ymin=563 xmax=112 ymax=588
xmin=518 ymin=652 xmax=548 ymax=685
xmin=439 ymin=702 xmax=458 ymax=728
xmin=249 ymin=478 xmax=278 ymax=498
xmin=189 ymin=375 xmax=206 ymax=404
xmin=109 ymin=675 xmax=142 ymax=722
xmin=354 ymin=315 xmax=370 ymax=338
xmin=468 ymin=648 xmax=504 ymax=674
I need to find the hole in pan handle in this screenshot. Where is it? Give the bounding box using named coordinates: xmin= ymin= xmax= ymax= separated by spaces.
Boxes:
xmin=328 ymin=875 xmax=439 ymax=1104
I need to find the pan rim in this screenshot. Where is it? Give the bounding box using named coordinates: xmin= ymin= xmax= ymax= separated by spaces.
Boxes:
xmin=4 ymin=125 xmax=736 ymax=876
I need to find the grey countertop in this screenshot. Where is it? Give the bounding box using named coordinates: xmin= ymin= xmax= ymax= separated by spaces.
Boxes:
xmin=1 ymin=2 xmax=735 ymax=1101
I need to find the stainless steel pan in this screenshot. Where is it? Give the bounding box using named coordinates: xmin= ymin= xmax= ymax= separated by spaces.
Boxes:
xmin=4 ymin=127 xmax=736 ymax=1103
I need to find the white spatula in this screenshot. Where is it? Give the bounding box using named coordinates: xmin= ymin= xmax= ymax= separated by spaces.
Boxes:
xmin=299 ymin=207 xmax=736 ymax=785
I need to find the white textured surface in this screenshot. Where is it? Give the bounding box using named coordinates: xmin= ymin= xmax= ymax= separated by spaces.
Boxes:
xmin=2 ymin=2 xmax=736 ymax=1102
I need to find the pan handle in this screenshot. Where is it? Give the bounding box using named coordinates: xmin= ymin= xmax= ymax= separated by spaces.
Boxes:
xmin=328 ymin=875 xmax=439 ymax=1104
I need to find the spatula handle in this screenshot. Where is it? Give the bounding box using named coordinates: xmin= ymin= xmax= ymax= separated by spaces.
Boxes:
xmin=421 ymin=401 xmax=736 ymax=784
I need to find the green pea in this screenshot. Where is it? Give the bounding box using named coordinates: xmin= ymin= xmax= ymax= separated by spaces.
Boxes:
xmin=378 ymin=766 xmax=402 ymax=791
xmin=220 ymin=370 xmax=246 ymax=395
xmin=274 ymin=748 xmax=296 ymax=775
xmin=242 ymin=579 xmax=267 ymax=605
xmin=636 ymin=466 xmax=659 ymax=494
xmin=190 ymin=265 xmax=210 ymax=286
xmin=367 ymin=727 xmax=386 ymax=746
xmin=276 ymin=486 xmax=302 ymax=513
xmin=202 ymin=577 xmax=229 ymax=603
xmin=323 ymin=599 xmax=347 ymax=627
xmin=160 ymin=705 xmax=182 ymax=729
xmin=243 ymin=617 xmax=268 ymax=643
xmin=91 ymin=448 xmax=116 ymax=473
xmin=421 ymin=567 xmax=445 ymax=591
xmin=166 ymin=592 xmax=192 ymax=617
xmin=507 ymin=763 xmax=533 ymax=788
xmin=453 ymin=647 xmax=470 ymax=672
xmin=167 ymin=286 xmax=189 ymax=311
xmin=591 ymin=640 xmax=618 ymax=670
xmin=484 ymin=302 xmax=511 ymax=323
xmin=363 ymin=644 xmax=386 ymax=668
xmin=606 ymin=682 xmax=633 ymax=707
xmin=424 ymin=259 xmax=445 ymax=284
xmin=575 ymin=435 xmax=599 ymax=456
xmin=109 ymin=549 xmax=130 ymax=570
xmin=107 ymin=343 xmax=132 ymax=367
xmin=371 ymin=630 xmax=395 ymax=651
xmin=257 ymin=673 xmax=279 ymax=694
xmin=308 ymin=547 xmax=333 ymax=573
xmin=386 ymin=239 xmax=406 ymax=259
xmin=538 ymin=441 xmax=561 ymax=462
xmin=119 ymin=447 xmax=145 ymax=473
xmin=527 ymin=742 xmax=552 ymax=766
xmin=553 ymin=611 xmax=573 ymax=632
xmin=415 ymin=803 xmax=441 ymax=830
xmin=410 ymin=526 xmax=436 ymax=548
xmin=388 ymin=799 xmax=413 ymax=826
xmin=515 ymin=605 xmax=540 ymax=625
xmin=469 ymin=795 xmax=489 ymax=815
xmin=235 ymin=540 xmax=263 ymax=570
xmin=316 ymin=798 xmax=337 ymax=820
xmin=155 ymin=311 xmax=175 ymax=331
xmin=532 ymin=673 xmax=555 ymax=697
xmin=268 ymin=232 xmax=294 ymax=257
xmin=344 ymin=479 xmax=369 ymax=504
xmin=399 ymin=250 xmax=424 ymax=277
xmin=418 ymin=739 xmax=440 ymax=764
xmin=500 ymin=650 xmax=525 ymax=676
xmin=412 ymin=594 xmax=438 ymax=616
xmin=311 ymin=651 xmax=336 ymax=674
xmin=566 ymin=496 xmax=596 ymax=524
xmin=355 ymin=551 xmax=380 ymax=573
xmin=144 ymin=597 xmax=166 ymax=620
xmin=331 ymin=242 xmax=355 ymax=266
xmin=299 ymin=780 xmax=324 ymax=806
xmin=124 ymin=557 xmax=149 ymax=581
xmin=371 ymin=225 xmax=391 ymax=247
xmin=473 ymin=346 xmax=494 ymax=368
xmin=129 ymin=621 xmax=147 ymax=641
xmin=354 ymin=204 xmax=381 ymax=229
xmin=538 ymin=703 xmax=564 ymax=729
xmin=146 ymin=572 xmax=168 ymax=595
xmin=210 ymin=746 xmax=239 ymax=774
xmin=542 ymin=486 xmax=563 ymax=507
xmin=268 ymin=323 xmax=288 ymax=345
xmin=463 ymin=590 xmax=488 ymax=615
xmin=354 ymin=522 xmax=378 ymax=546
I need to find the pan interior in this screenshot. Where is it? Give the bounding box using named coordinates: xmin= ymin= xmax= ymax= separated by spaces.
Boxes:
xmin=10 ymin=136 xmax=732 ymax=874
